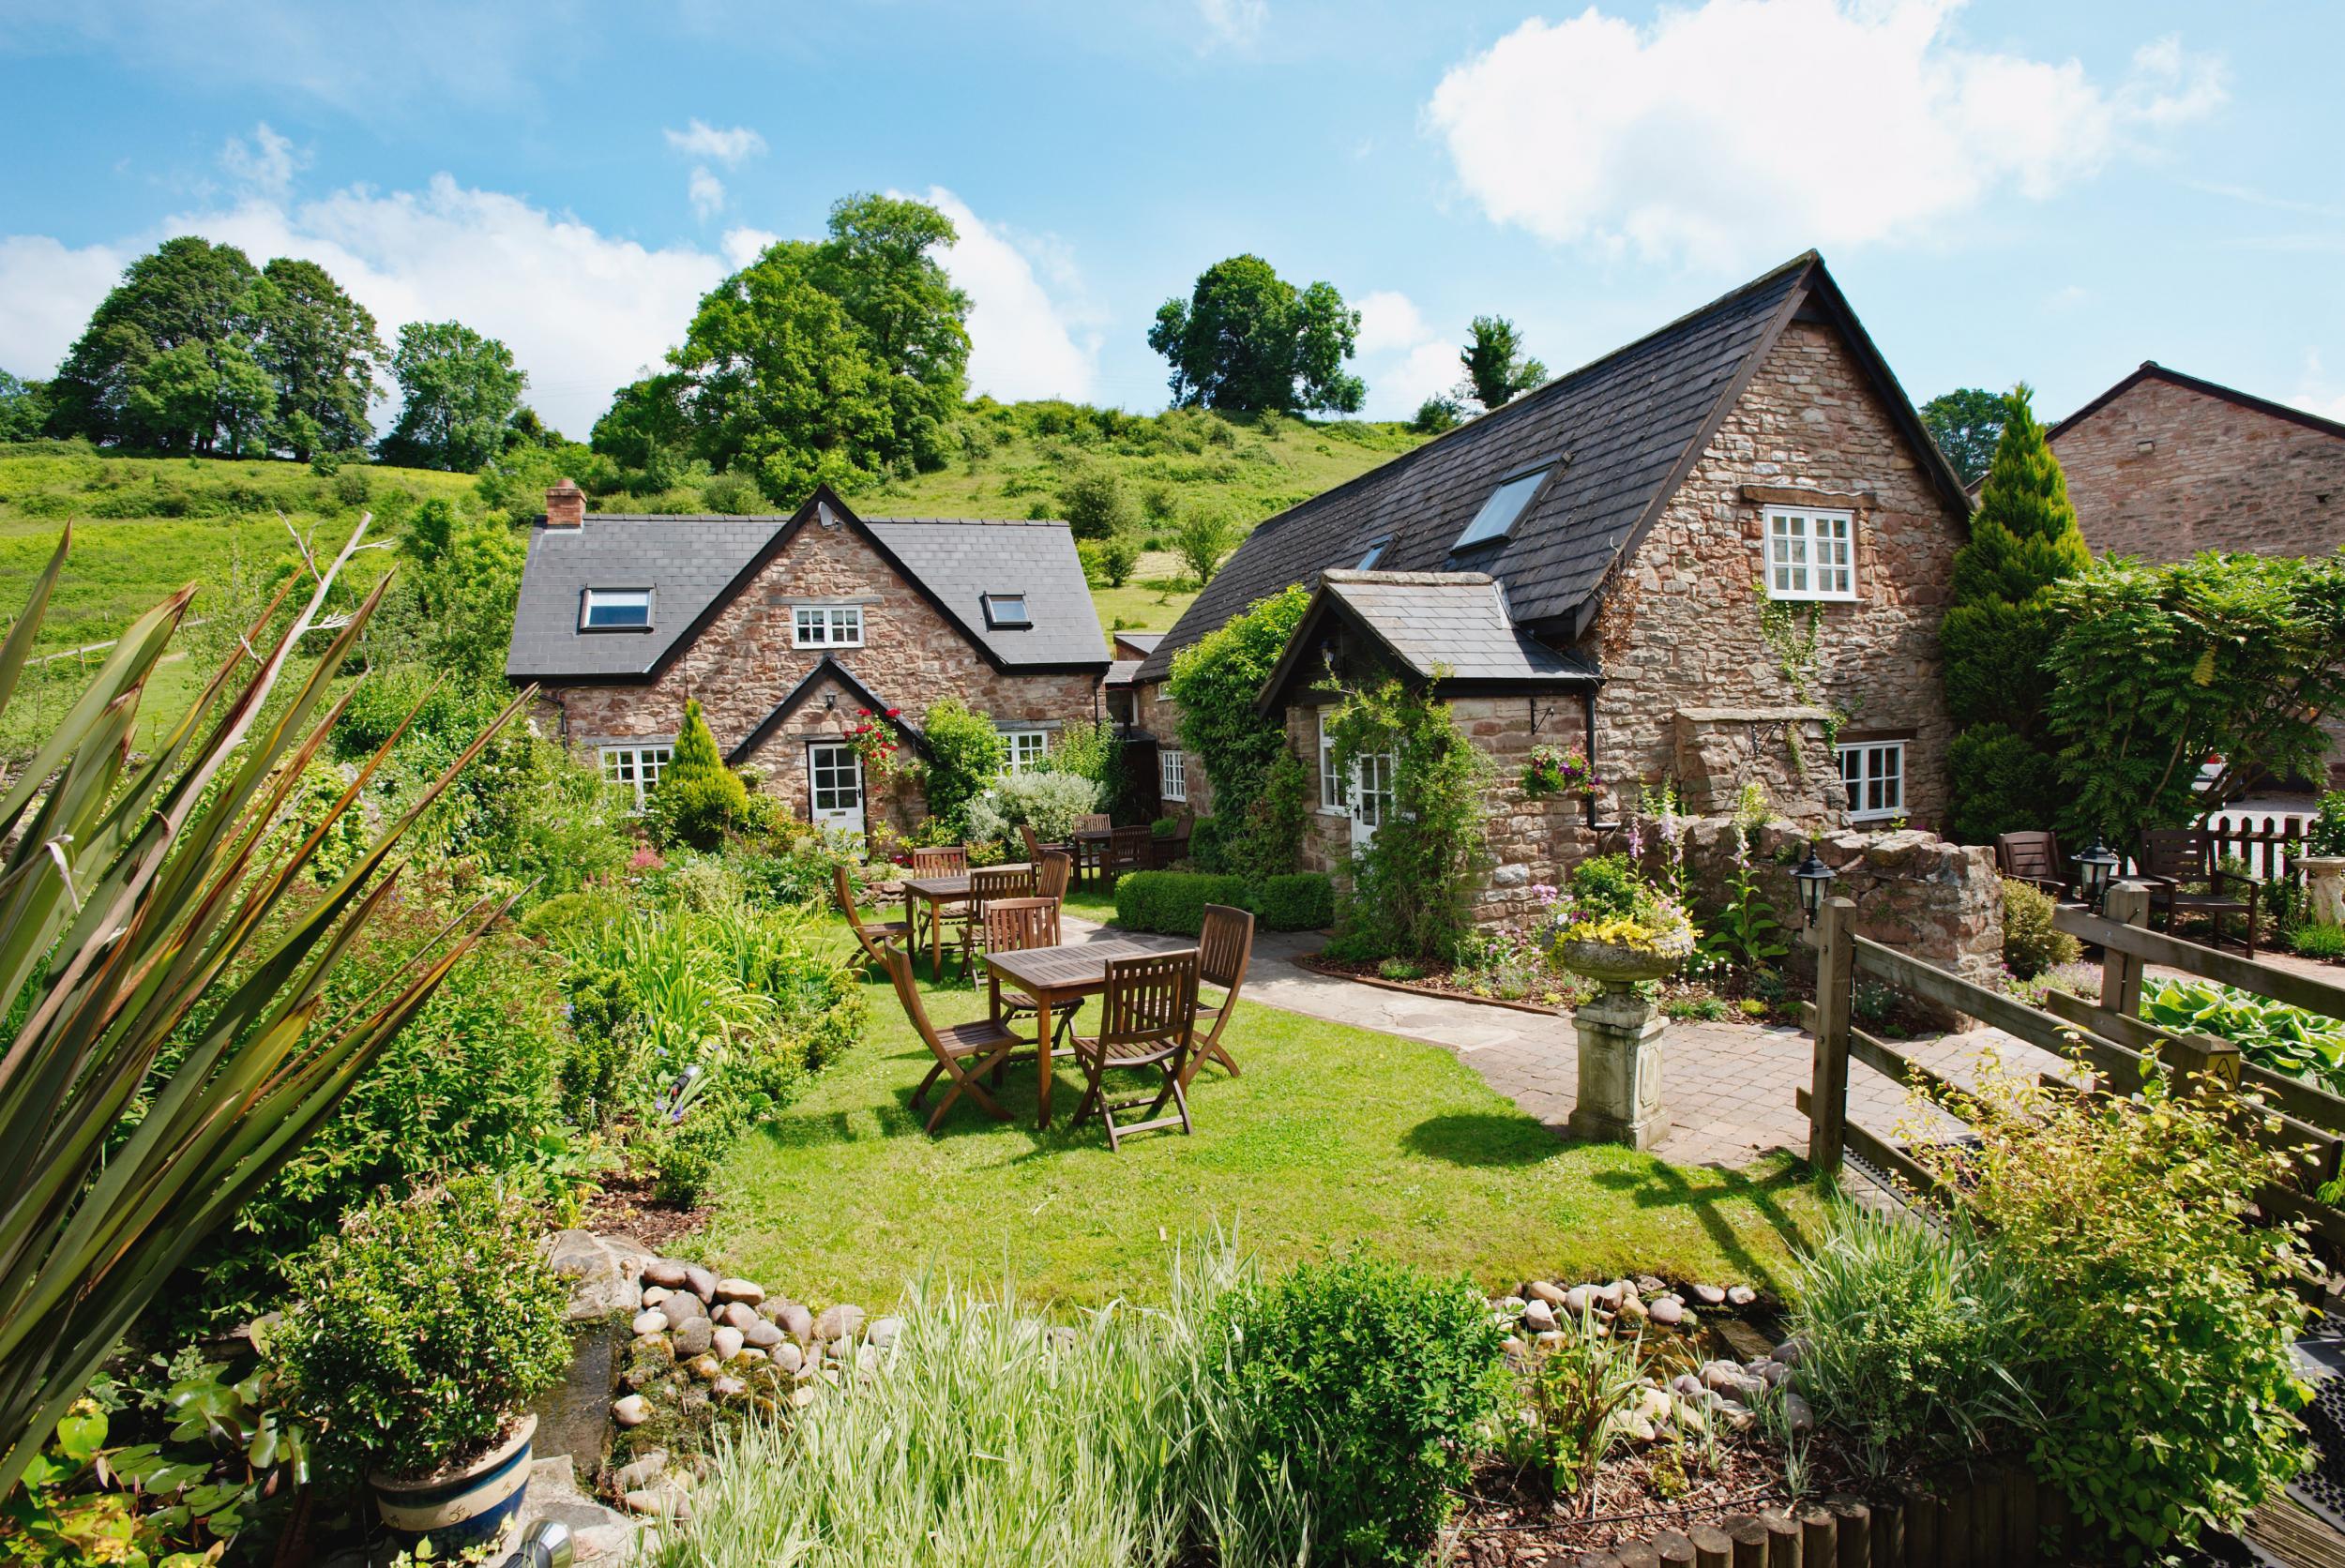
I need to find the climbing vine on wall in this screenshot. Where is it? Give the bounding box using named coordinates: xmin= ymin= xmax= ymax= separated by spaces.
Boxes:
xmin=1323 ymin=675 xmax=1492 ymax=963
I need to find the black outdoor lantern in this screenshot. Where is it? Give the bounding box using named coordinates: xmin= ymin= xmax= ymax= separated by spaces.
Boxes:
xmin=1791 ymin=841 xmax=1835 ymax=927
xmin=2075 ymin=838 xmax=2121 ymax=912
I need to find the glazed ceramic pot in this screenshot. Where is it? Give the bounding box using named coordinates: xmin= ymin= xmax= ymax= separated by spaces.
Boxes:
xmin=370 ymin=1412 xmax=537 ymax=1555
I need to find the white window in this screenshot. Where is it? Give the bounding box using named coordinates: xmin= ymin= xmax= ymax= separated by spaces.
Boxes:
xmin=792 ymin=604 xmax=864 ymax=648
xmin=1765 ymin=506 xmax=1856 ymax=600
xmin=1838 ymin=740 xmax=1905 ymax=822
xmin=1002 ymin=728 xmax=1049 ymax=775
xmin=1317 ymin=713 xmax=1345 ymax=814
xmin=1160 ymin=747 xmax=1188 ymax=803
xmin=599 ymin=744 xmax=673 ymax=812
xmin=581 ymin=588 xmax=652 ymax=630
xmin=982 ymin=593 xmax=1031 ymax=628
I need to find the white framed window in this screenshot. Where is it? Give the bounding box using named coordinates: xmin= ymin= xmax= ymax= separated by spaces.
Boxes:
xmin=1160 ymin=747 xmax=1188 ymax=803
xmin=599 ymin=744 xmax=673 ymax=812
xmin=1838 ymin=740 xmax=1905 ymax=822
xmin=581 ymin=587 xmax=652 ymax=630
xmin=1002 ymin=728 xmax=1049 ymax=775
xmin=1765 ymin=506 xmax=1856 ymax=600
xmin=1317 ymin=713 xmax=1346 ymax=815
xmin=792 ymin=604 xmax=864 ymax=648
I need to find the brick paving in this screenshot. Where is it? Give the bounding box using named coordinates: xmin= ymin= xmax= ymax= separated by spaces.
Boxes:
xmin=1062 ymin=915 xmax=2067 ymax=1171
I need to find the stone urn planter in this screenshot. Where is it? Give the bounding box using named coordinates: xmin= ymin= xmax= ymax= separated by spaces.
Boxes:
xmin=2304 ymin=854 xmax=2345 ymax=927
xmin=1554 ymin=927 xmax=1694 ymax=1153
xmin=370 ymin=1412 xmax=538 ymax=1555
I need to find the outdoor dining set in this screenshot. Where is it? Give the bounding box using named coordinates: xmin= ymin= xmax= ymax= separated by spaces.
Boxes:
xmin=829 ymin=838 xmax=1253 ymax=1151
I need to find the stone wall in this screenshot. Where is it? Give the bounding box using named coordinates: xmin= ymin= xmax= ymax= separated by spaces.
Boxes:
xmin=544 ymin=517 xmax=1103 ymax=832
xmin=1580 ymin=319 xmax=1966 ymax=831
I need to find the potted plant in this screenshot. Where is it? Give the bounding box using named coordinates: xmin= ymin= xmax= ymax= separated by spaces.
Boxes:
xmin=2304 ymin=792 xmax=2345 ymax=927
xmin=1520 ymin=744 xmax=1596 ymax=802
xmin=275 ymin=1178 xmax=570 ymax=1555
xmin=1542 ymin=853 xmax=1696 ymax=986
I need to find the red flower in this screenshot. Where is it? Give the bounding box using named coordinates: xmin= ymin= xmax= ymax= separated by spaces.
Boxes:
xmin=885 ymin=707 xmax=900 ymax=717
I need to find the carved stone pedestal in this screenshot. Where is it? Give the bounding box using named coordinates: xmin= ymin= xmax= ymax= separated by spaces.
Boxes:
xmin=2305 ymin=855 xmax=2345 ymax=927
xmin=1566 ymin=986 xmax=1669 ymax=1151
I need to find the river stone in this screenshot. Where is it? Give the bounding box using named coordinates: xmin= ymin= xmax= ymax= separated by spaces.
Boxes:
xmin=1596 ymin=1280 xmax=1626 ymax=1309
xmin=1534 ymin=1330 xmax=1565 ymax=1349
xmin=643 ymin=1259 xmax=690 ymax=1289
xmin=625 ymin=1485 xmax=692 ymax=1522
xmin=628 ymin=1309 xmax=665 ymax=1337
xmin=689 ymin=1353 xmax=722 ymax=1381
xmin=790 ymin=1385 xmax=817 ymax=1410
xmin=814 ymin=1304 xmax=865 ymax=1343
xmin=1617 ymin=1295 xmax=1648 ymax=1323
xmin=684 ymin=1265 xmax=719 ymax=1303
xmin=738 ymin=1347 xmax=768 ymax=1364
xmin=612 ymin=1395 xmax=650 ymax=1427
xmin=642 ymin=1286 xmax=672 ymax=1307
xmin=613 ymin=1451 xmax=668 ymax=1492
xmin=1561 ymin=1285 xmax=1594 ymax=1314
xmin=1672 ymin=1373 xmax=1706 ymax=1400
xmin=744 ymin=1320 xmax=784 ymax=1350
xmin=868 ymin=1317 xmax=903 ymax=1350
xmin=1773 ymin=1336 xmax=1807 ymax=1367
xmin=1520 ymin=1299 xmax=1557 ymax=1333
xmin=1727 ymin=1285 xmax=1757 ymax=1306
xmin=718 ymin=1302 xmax=760 ymax=1331
xmin=716 ymin=1277 xmax=765 ymax=1305
xmin=713 ymin=1326 xmax=745 ymax=1361
xmin=1649 ymin=1296 xmax=1686 ymax=1327
xmin=1691 ymin=1283 xmax=1726 ymax=1305
xmin=1783 ymin=1392 xmax=1814 ymax=1434
xmin=779 ymin=1304 xmax=815 ymax=1345
xmin=671 ymin=1318 xmax=713 ymax=1358
xmin=773 ymin=1342 xmax=804 ymax=1376
xmin=711 ymin=1375 xmax=747 ymax=1400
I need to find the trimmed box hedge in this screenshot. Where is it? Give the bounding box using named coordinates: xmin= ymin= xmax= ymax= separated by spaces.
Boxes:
xmin=1113 ymin=870 xmax=1336 ymax=936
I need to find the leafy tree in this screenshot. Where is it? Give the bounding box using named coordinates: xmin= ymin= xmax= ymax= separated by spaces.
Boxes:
xmin=1325 ymin=679 xmax=1492 ymax=962
xmin=47 ymin=236 xmax=262 ymax=445
xmin=0 ymin=371 xmax=50 ymax=442
xmin=251 ymin=258 xmax=383 ymax=460
xmin=1939 ymin=385 xmax=2091 ymax=843
xmin=1096 ymin=534 xmax=1141 ymax=589
xmin=1172 ymin=504 xmax=1240 ymax=587
xmin=590 ymin=372 xmax=693 ymax=484
xmin=805 ymin=193 xmax=971 ymax=415
xmin=1412 ymin=394 xmax=1462 ymax=435
xmin=1460 ymin=315 xmax=1546 ymax=412
xmin=1920 ymin=387 xmax=2007 ymax=487
xmin=1057 ymin=467 xmax=1139 ymax=541
xmin=920 ymin=697 xmax=1007 ymax=833
xmin=1148 ymin=254 xmax=1364 ymax=415
xmin=2046 ymin=551 xmax=2345 ymax=847
xmin=379 ymin=321 xmax=527 ymax=473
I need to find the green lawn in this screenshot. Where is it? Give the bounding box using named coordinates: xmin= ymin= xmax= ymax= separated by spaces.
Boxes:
xmin=698 ymin=919 xmax=1823 ymax=1310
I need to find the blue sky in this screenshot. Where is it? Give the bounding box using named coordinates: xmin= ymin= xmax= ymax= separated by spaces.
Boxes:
xmin=3 ymin=0 xmax=2340 ymax=438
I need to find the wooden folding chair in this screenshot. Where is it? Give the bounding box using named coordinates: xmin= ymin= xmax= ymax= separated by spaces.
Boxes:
xmin=1994 ymin=831 xmax=2071 ymax=899
xmin=834 ymin=864 xmax=912 ymax=972
xmin=1102 ymin=825 xmax=1151 ymax=886
xmin=1070 ymin=950 xmax=1200 ymax=1151
xmin=980 ymin=896 xmax=1080 ymax=1049
xmin=910 ymin=845 xmax=968 ymax=877
xmin=1036 ymin=849 xmax=1072 ymax=904
xmin=879 ymin=942 xmax=1026 ymax=1134
xmin=1182 ymin=903 xmax=1255 ymax=1088
xmin=958 ymin=864 xmax=1038 ymax=980
xmin=1020 ymin=822 xmax=1074 ymax=868
xmin=911 ymin=846 xmax=972 ymax=966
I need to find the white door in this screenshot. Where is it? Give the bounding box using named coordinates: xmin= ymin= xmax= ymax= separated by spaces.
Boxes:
xmin=808 ymin=742 xmax=866 ymax=834
xmin=1351 ymin=750 xmax=1395 ymax=851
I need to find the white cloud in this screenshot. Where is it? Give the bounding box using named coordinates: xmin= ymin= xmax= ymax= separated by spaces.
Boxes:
xmin=0 ymin=234 xmax=129 ymax=377
xmin=688 ymin=166 xmax=726 ymax=220
xmin=662 ymin=119 xmax=766 ymax=166
xmin=1198 ymin=0 xmax=1265 ymax=49
xmin=1350 ymin=290 xmax=1463 ymax=419
xmin=1425 ymin=0 xmax=2226 ymax=269
xmin=1354 ymin=291 xmax=1429 ymax=355
xmin=2292 ymin=353 xmax=2345 ymax=423
xmin=916 ymin=187 xmax=1101 ymax=403
xmin=720 ymin=227 xmax=782 ymax=269
xmin=219 ymin=122 xmax=308 ymax=199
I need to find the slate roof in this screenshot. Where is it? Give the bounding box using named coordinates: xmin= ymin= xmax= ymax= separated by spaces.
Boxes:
xmin=1256 ymin=572 xmax=1598 ymax=711
xmin=506 ymin=487 xmax=1108 ymax=682
xmin=1105 ymin=658 xmax=1144 ymax=688
xmin=1135 ymin=251 xmax=1968 ymax=685
xmin=1112 ymin=631 xmax=1164 ymax=657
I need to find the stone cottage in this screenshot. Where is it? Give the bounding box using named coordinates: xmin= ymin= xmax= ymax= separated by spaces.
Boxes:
xmin=1128 ymin=250 xmax=1974 ymax=925
xmin=2047 ymin=362 xmax=2345 ymax=786
xmin=505 ymin=484 xmax=1109 ymax=832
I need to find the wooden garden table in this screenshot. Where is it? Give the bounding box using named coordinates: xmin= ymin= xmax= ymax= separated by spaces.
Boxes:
xmin=985 ymin=934 xmax=1191 ymax=1128
xmin=900 ymin=863 xmax=1034 ymax=980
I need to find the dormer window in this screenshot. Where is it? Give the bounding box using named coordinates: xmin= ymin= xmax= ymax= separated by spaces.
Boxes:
xmin=982 ymin=593 xmax=1031 ymax=629
xmin=1356 ymin=536 xmax=1390 ymax=569
xmin=1452 ymin=466 xmax=1550 ymax=552
xmin=580 ymin=587 xmax=652 ymax=630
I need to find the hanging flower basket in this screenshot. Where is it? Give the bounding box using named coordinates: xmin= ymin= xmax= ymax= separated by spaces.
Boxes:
xmin=1522 ymin=744 xmax=1597 ymax=801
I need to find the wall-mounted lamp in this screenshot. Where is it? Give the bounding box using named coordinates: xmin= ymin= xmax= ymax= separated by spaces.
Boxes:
xmin=2136 ymin=438 xmax=2156 ymax=454
xmin=824 ymin=692 xmax=837 ymax=712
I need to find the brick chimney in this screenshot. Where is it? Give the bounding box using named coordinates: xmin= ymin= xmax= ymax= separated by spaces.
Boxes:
xmin=545 ymin=478 xmax=585 ymax=529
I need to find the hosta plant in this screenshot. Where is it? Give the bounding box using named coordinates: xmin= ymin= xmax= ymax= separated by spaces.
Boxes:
xmin=0 ymin=521 xmax=522 ymax=1499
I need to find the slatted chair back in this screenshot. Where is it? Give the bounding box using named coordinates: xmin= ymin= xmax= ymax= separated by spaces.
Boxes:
xmin=1104 ymin=825 xmax=1152 ymax=879
xmin=981 ymin=896 xmax=1061 ymax=957
xmin=878 ymin=941 xmax=1021 ymax=1133
xmin=1197 ymin=903 xmax=1255 ymax=992
xmin=1036 ymin=850 xmax=1072 ymax=903
xmin=834 ymin=864 xmax=883 ymax=961
xmin=880 ymin=939 xmax=947 ymax=1045
xmin=1020 ymin=822 xmax=1047 ymax=864
xmin=1097 ymin=950 xmax=1199 ymax=1050
xmin=1995 ymin=831 xmax=2064 ymax=884
xmin=1079 ymin=813 xmax=1112 ymax=834
xmin=968 ymin=864 xmax=1036 ymax=913
xmin=2140 ymin=829 xmax=2214 ymax=884
xmin=911 ymin=845 xmax=968 ymax=878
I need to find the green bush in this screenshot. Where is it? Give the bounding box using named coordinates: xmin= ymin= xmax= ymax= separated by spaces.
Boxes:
xmin=276 ymin=1178 xmax=569 ymax=1479
xmin=922 ymin=696 xmax=1006 ymax=833
xmin=1167 ymin=584 xmax=1310 ymax=832
xmin=2309 ymin=792 xmax=2345 ymax=858
xmin=1220 ymin=1255 xmax=1505 ymax=1565
xmin=963 ymin=770 xmax=1103 ymax=843
xmin=1115 ymin=871 xmax=1250 ymax=936
xmin=1944 ymin=723 xmax=2064 ymax=846
xmin=1999 ymin=876 xmax=2080 ymax=979
xmin=2291 ymin=922 xmax=2345 ymax=960
xmin=646 ymin=700 xmax=750 ymax=851
xmin=1251 ymin=872 xmax=1333 ymax=930
xmin=1188 ymin=813 xmax=1238 ymax=875
xmin=1790 ymin=1202 xmax=2037 ymax=1472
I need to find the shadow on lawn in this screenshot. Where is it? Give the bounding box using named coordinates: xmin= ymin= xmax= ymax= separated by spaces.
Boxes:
xmin=1402 ymin=1111 xmax=1565 ymax=1168
xmin=1587 ymin=1156 xmax=1821 ymax=1284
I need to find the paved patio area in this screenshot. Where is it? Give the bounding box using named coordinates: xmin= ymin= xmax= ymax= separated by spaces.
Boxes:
xmin=1062 ymin=914 xmax=2065 ymax=1170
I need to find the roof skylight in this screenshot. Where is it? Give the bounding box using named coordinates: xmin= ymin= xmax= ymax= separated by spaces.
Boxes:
xmin=1356 ymin=536 xmax=1390 ymax=569
xmin=982 ymin=592 xmax=1032 ymax=628
xmin=581 ymin=587 xmax=652 ymax=630
xmin=1451 ymin=468 xmax=1549 ymax=552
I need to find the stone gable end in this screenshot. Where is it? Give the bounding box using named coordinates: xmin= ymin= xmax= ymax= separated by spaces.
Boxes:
xmin=547 ymin=517 xmax=1102 ymax=828
xmin=1586 ymin=317 xmax=1964 ymax=832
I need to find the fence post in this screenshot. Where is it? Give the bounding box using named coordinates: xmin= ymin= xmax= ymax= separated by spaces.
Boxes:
xmin=1807 ymin=895 xmax=1855 ymax=1173
xmin=2099 ymin=881 xmax=2149 ymax=1018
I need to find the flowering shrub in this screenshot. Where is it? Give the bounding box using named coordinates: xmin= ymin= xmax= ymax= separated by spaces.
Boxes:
xmin=843 ymin=706 xmax=907 ymax=781
xmin=963 ymin=770 xmax=1103 ymax=844
xmin=1540 ymin=854 xmax=1694 ymax=957
xmin=1520 ymin=744 xmax=1596 ymax=800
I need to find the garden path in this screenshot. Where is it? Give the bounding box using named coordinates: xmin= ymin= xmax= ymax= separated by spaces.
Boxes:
xmin=1056 ymin=914 xmax=2068 ymax=1171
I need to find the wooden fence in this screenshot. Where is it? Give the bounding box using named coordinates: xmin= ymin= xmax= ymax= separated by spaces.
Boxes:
xmin=1799 ymin=882 xmax=2345 ymax=1246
